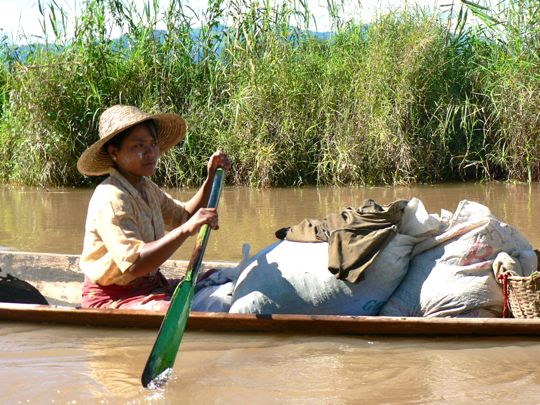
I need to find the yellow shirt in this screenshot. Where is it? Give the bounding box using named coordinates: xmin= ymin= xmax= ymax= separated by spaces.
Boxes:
xmin=80 ymin=168 xmax=189 ymax=286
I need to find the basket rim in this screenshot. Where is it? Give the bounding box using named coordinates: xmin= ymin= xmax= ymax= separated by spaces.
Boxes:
xmin=504 ymin=270 xmax=540 ymax=282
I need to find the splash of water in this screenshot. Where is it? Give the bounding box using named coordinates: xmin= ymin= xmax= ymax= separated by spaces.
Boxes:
xmin=146 ymin=368 xmax=174 ymax=390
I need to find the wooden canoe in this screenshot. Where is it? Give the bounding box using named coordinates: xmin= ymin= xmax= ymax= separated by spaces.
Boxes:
xmin=1 ymin=250 xmax=540 ymax=336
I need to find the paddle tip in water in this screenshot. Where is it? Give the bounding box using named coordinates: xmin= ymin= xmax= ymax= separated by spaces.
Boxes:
xmin=142 ymin=367 xmax=174 ymax=389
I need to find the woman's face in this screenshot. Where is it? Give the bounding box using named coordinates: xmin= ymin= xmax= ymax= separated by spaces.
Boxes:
xmin=107 ymin=123 xmax=160 ymax=181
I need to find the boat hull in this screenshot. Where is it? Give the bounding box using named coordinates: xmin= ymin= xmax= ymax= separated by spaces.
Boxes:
xmin=1 ymin=303 xmax=540 ymax=336
xmin=2 ymin=251 xmax=540 ymax=336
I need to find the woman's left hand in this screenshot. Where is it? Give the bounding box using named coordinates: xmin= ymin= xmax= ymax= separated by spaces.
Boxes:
xmin=207 ymin=150 xmax=231 ymax=175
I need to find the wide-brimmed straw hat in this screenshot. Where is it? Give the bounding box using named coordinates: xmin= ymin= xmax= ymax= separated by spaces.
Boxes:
xmin=77 ymin=105 xmax=187 ymax=176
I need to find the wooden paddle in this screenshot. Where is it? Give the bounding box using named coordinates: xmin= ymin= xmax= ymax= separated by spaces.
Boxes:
xmin=141 ymin=168 xmax=225 ymax=388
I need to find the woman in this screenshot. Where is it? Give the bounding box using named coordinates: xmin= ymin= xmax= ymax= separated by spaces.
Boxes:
xmin=77 ymin=105 xmax=229 ymax=311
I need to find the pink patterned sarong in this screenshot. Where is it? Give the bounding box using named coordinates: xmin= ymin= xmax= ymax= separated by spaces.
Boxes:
xmin=81 ymin=272 xmax=181 ymax=312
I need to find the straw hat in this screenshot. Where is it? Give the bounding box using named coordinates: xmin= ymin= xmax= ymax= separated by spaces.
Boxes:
xmin=77 ymin=105 xmax=187 ymax=176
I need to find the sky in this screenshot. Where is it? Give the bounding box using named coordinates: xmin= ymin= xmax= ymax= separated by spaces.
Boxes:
xmin=0 ymin=0 xmax=473 ymax=44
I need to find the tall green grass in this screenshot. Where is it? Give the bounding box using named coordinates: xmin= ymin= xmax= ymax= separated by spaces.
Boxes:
xmin=0 ymin=0 xmax=538 ymax=187
xmin=459 ymin=0 xmax=540 ymax=183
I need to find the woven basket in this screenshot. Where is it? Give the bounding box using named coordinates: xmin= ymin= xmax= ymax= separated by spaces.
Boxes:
xmin=501 ymin=272 xmax=540 ymax=318
xmin=498 ymin=249 xmax=540 ymax=318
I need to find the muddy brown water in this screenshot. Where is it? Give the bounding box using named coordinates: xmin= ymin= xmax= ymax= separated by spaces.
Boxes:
xmin=1 ymin=182 xmax=540 ymax=403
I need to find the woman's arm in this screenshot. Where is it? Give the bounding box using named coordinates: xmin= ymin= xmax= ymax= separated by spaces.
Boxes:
xmin=128 ymin=207 xmax=219 ymax=278
xmin=128 ymin=151 xmax=229 ymax=278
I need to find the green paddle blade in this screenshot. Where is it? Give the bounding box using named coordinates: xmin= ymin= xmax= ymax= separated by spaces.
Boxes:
xmin=141 ymin=168 xmax=224 ymax=388
xmin=141 ymin=279 xmax=194 ymax=387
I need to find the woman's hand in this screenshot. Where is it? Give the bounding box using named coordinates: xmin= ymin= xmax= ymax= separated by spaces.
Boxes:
xmin=207 ymin=150 xmax=231 ymax=175
xmin=183 ymin=151 xmax=228 ymax=219
xmin=181 ymin=207 xmax=219 ymax=236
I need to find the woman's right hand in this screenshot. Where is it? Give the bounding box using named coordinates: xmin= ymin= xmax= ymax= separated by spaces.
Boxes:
xmin=182 ymin=208 xmax=219 ymax=236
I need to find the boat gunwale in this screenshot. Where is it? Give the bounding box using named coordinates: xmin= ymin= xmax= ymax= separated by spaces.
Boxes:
xmin=2 ymin=303 xmax=540 ymax=336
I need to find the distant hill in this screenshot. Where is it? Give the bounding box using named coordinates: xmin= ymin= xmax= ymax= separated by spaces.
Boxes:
xmin=1 ymin=26 xmax=333 ymax=63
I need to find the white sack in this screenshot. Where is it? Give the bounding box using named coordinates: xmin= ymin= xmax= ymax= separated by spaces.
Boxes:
xmin=192 ymin=282 xmax=235 ymax=312
xmin=380 ymin=201 xmax=536 ymax=318
xmin=398 ymin=197 xmax=448 ymax=237
xmin=192 ymin=244 xmax=251 ymax=313
xmin=229 ymin=234 xmax=420 ymax=315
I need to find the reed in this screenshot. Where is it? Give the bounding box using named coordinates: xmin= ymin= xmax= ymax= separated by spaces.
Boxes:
xmin=0 ymin=0 xmax=538 ymax=187
xmin=460 ymin=0 xmax=540 ymax=182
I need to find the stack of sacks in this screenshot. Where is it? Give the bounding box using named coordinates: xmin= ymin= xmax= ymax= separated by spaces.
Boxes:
xmin=193 ymin=199 xmax=537 ymax=317
xmin=380 ymin=201 xmax=537 ymax=318
xmin=193 ymin=198 xmax=444 ymax=315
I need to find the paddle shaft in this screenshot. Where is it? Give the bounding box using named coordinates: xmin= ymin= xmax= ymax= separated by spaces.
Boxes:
xmin=141 ymin=168 xmax=225 ymax=388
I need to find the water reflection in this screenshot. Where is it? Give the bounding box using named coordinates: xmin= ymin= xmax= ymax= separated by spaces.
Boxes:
xmin=4 ymin=323 xmax=540 ymax=403
xmin=75 ymin=332 xmax=540 ymax=403
xmin=1 ymin=182 xmax=540 ymax=262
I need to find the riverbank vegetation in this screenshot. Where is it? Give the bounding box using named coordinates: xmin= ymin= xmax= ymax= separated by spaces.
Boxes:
xmin=0 ymin=0 xmax=539 ymax=187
